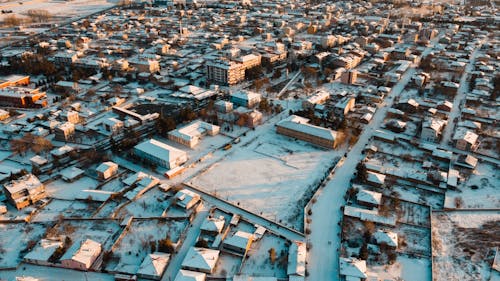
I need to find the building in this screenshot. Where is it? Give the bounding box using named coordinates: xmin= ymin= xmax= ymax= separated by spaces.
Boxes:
xmin=23 ymin=239 xmax=64 ymax=266
xmin=302 ymin=90 xmax=330 ymax=110
xmin=137 ymin=252 xmax=170 ymax=280
xmin=3 ymin=174 xmax=46 ymax=210
xmin=340 ymin=70 xmax=358 ymax=84
xmin=287 ymin=241 xmax=306 ymax=278
xmin=168 ymin=121 xmax=220 ymax=148
xmin=421 ymin=118 xmax=447 ymax=143
xmin=215 ymin=100 xmax=233 ymax=113
xmin=222 ymin=231 xmax=253 ymax=254
xmin=200 ymin=216 xmax=225 ymax=236
xmin=96 ymin=161 xmax=118 ymax=180
xmin=206 ymin=59 xmax=245 ymax=85
xmin=453 ymin=129 xmax=479 ymax=151
xmin=339 ymin=257 xmax=367 ymax=280
xmin=276 ymin=115 xmax=339 ymax=149
xmin=61 ymin=239 xmax=101 ymax=271
xmin=102 ymin=118 xmax=124 ymax=135
xmin=60 ymin=110 xmax=80 ymax=124
xmin=175 ymin=189 xmax=201 ymax=209
xmin=230 ymin=91 xmax=261 ymax=108
xmin=0 ymin=75 xmax=30 ymax=89
xmin=234 ymin=107 xmax=263 ymax=128
xmin=334 ymin=97 xmax=356 ymax=118
xmin=356 ymin=189 xmax=382 ymax=208
xmin=133 ymin=139 xmax=188 ymax=169
xmin=373 ymin=230 xmax=398 ymax=248
xmin=0 ymin=109 xmax=9 ymax=121
xmin=234 ymin=54 xmax=262 ymax=69
xmin=0 ymin=87 xmax=47 ymax=108
xmin=54 ymin=122 xmax=75 ymax=141
xmin=174 ymin=270 xmax=206 ymax=281
xmin=181 ymin=247 xmax=220 ymax=274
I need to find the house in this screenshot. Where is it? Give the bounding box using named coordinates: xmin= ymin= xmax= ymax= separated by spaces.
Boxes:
xmin=366 ymin=171 xmax=386 ymax=187
xmin=3 ymin=174 xmax=46 ymax=210
xmin=0 ymin=109 xmax=9 ymax=120
xmin=60 ymin=166 xmax=85 ymax=182
xmin=214 ymin=100 xmax=233 ymax=113
xmin=168 ymin=121 xmax=220 ymax=148
xmin=395 ymin=99 xmax=419 ymax=113
xmin=453 ymin=128 xmax=478 ymax=151
xmin=385 ymin=119 xmax=406 ymax=133
xmin=421 ymin=118 xmax=447 ymax=143
xmin=24 ymin=239 xmax=64 ymax=266
xmin=455 ymin=154 xmax=478 ymax=169
xmin=302 ymin=91 xmax=330 ymax=110
xmin=136 ymin=252 xmax=170 ymax=280
xmin=181 ymin=247 xmax=220 ymax=274
xmin=60 ymin=239 xmax=101 ymax=271
xmin=200 ymin=216 xmax=225 ymax=236
xmin=356 ymin=189 xmax=382 ymax=208
xmin=134 ymin=139 xmax=188 ymax=169
xmin=175 ymin=189 xmax=201 ymax=209
xmin=340 ymin=257 xmax=367 ymax=280
xmin=122 ymin=172 xmax=160 ymax=189
xmin=222 ymin=231 xmax=253 ymax=254
xmin=276 ymin=115 xmax=339 ymax=149
xmin=96 ymin=161 xmax=118 ymax=180
xmin=60 ymin=110 xmax=79 ymax=124
xmin=102 ymin=118 xmax=124 ymax=135
xmin=50 ymin=145 xmax=75 ymax=163
xmin=230 ymin=91 xmax=261 ymax=108
xmin=373 ymin=230 xmax=398 ymax=248
xmin=334 ymin=96 xmax=356 ymax=118
xmin=174 ymin=270 xmax=206 ymax=281
xmin=30 ymin=155 xmax=50 ymax=173
xmin=287 ymin=241 xmax=306 ymax=278
xmin=54 ymin=122 xmax=75 ymax=141
xmin=234 ymin=276 xmax=277 ymax=281
xmin=234 ymin=107 xmax=263 ymax=128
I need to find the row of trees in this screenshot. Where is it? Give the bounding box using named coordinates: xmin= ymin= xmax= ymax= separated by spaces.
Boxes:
xmin=10 ymin=133 xmax=53 ymax=156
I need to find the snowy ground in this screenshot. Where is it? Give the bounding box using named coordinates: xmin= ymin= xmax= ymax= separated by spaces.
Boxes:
xmin=432 ymin=210 xmax=500 ymax=281
xmin=444 ymin=162 xmax=500 ymax=209
xmin=0 ymin=263 xmax=114 ymax=281
xmin=369 ymin=255 xmax=431 ymax=281
xmin=107 ymin=219 xmax=189 ymax=274
xmin=188 ymin=128 xmax=340 ymax=230
xmin=0 ymin=223 xmax=46 ymax=268
xmin=45 ymin=176 xmax=99 ymax=200
xmin=240 ymin=233 xmax=289 ymax=278
xmin=31 ymin=199 xmax=99 ymax=222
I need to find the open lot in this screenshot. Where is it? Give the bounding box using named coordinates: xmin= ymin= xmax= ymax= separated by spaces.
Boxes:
xmin=432 ymin=210 xmax=500 ymax=281
xmin=188 ymin=129 xmax=340 ymax=230
xmin=0 ymin=222 xmax=46 ymax=268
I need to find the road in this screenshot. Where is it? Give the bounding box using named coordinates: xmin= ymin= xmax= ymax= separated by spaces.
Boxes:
xmin=440 ymin=43 xmax=482 ymax=146
xmin=305 ymin=66 xmax=416 ymax=280
xmin=161 ymin=207 xmax=209 ymax=281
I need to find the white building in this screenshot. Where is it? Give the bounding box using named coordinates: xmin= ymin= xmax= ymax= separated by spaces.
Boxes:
xmin=134 ymin=139 xmax=188 ymax=169
xmin=61 ymin=239 xmax=101 ymax=271
xmin=181 ymin=247 xmax=220 ymax=274
xmin=168 ymin=121 xmax=220 ymax=148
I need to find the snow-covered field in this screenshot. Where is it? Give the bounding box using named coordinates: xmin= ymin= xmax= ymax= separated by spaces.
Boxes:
xmin=444 ymin=162 xmax=500 ymax=209
xmin=31 ymin=199 xmax=99 ymax=222
xmin=0 ymin=223 xmax=45 ymax=268
xmin=108 ymin=219 xmax=189 ymax=274
xmin=0 ymin=264 xmax=114 ymax=281
xmin=0 ymin=0 xmax=116 ymax=21
xmin=188 ymin=129 xmax=340 ymax=229
xmin=45 ymin=176 xmax=99 ymax=200
xmin=432 ymin=210 xmax=500 ymax=281
xmin=369 ymin=255 xmax=431 ymax=281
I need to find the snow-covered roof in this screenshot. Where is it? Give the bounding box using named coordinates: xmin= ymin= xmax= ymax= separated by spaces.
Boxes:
xmin=30 ymin=155 xmax=48 ymax=166
xmin=234 ymin=276 xmax=278 ymax=281
xmin=61 ymin=239 xmax=101 ymax=267
xmin=134 ymin=139 xmax=187 ymax=163
xmin=174 ymin=270 xmax=206 ymax=281
xmin=137 ymin=252 xmax=170 ymax=279
xmin=24 ymin=239 xmax=63 ymax=262
xmin=373 ymin=230 xmax=398 ymax=247
xmin=96 ymin=161 xmax=118 ymax=173
xmin=60 ymin=166 xmax=84 ymax=181
xmin=181 ymin=247 xmax=220 ymax=273
xmin=200 ymin=216 xmax=225 ymax=234
xmin=287 ymin=241 xmax=306 ymax=276
xmin=452 ymin=128 xmax=478 ymax=144
xmin=223 ymin=231 xmax=253 ymax=251
xmin=356 ymin=189 xmax=382 ymax=206
xmin=277 ymin=115 xmax=336 ymax=141
xmin=175 ymin=189 xmax=201 ymax=209
xmin=50 ymin=145 xmax=74 ymax=156
xmin=366 ymin=171 xmax=386 ymax=185
xmin=4 ymin=174 xmax=43 ymax=195
xmin=340 ymin=257 xmax=367 ymax=278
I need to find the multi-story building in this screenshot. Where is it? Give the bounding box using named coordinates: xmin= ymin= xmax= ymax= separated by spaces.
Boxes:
xmin=54 ymin=122 xmax=75 ymax=141
xmin=0 ymin=87 xmax=47 ymax=108
xmin=206 ymin=59 xmax=245 ymax=86
xmin=3 ymin=174 xmax=46 ymax=210
xmin=230 ymin=91 xmax=261 ymax=108
xmin=168 ymin=120 xmax=220 ymax=148
xmin=134 ymin=139 xmax=188 ymax=169
xmin=276 ymin=115 xmax=339 ymax=149
xmin=234 ymin=54 xmax=262 ymax=70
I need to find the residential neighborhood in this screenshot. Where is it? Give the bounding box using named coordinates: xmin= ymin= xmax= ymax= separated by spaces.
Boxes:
xmin=0 ymin=0 xmax=498 ymax=280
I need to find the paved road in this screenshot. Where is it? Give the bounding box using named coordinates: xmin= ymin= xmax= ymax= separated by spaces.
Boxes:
xmin=440 ymin=43 xmax=482 ymax=146
xmin=305 ymin=31 xmax=446 ymax=279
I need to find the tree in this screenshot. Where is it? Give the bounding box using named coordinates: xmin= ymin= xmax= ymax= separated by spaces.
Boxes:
xmin=158 ymin=237 xmax=175 ymax=253
xmin=3 ymin=15 xmax=21 ymax=27
xmin=195 ymin=239 xmax=209 ymax=248
xmin=268 ymin=248 xmax=277 ymax=264
xmin=359 ymin=243 xmax=368 ymax=259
